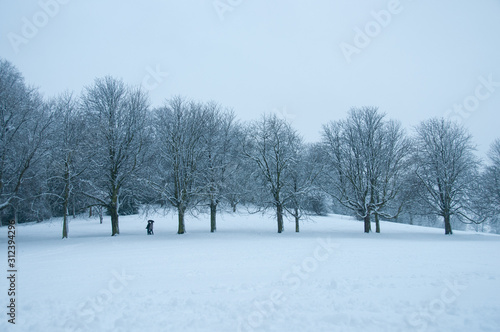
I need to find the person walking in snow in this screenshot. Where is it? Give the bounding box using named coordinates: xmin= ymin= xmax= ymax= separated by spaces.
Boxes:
xmin=146 ymin=220 xmax=154 ymax=235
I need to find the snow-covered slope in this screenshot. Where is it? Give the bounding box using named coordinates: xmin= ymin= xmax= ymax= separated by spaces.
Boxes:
xmin=1 ymin=212 xmax=499 ymax=332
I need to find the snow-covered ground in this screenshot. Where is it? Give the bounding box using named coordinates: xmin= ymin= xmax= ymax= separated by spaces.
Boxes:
xmin=1 ymin=211 xmax=499 ymax=332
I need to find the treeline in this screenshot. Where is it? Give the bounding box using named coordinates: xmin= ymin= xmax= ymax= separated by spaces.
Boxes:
xmin=1 ymin=58 xmax=499 ymax=236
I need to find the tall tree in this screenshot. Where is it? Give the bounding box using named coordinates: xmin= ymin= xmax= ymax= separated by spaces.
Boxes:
xmin=243 ymin=114 xmax=302 ymax=233
xmin=199 ymin=103 xmax=238 ymax=232
xmin=0 ymin=59 xmax=53 ymax=221
xmin=81 ymin=76 xmax=149 ymax=236
xmin=49 ymin=92 xmax=88 ymax=238
xmin=413 ymin=118 xmax=479 ymax=235
xmin=371 ymin=119 xmax=411 ymax=232
xmin=152 ymin=96 xmax=207 ymax=234
xmin=322 ymin=107 xmax=409 ymax=233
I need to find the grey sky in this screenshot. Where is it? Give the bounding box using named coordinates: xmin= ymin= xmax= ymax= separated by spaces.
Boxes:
xmin=1 ymin=0 xmax=499 ymax=157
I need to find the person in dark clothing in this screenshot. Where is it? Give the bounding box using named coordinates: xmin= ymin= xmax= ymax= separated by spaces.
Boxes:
xmin=146 ymin=220 xmax=154 ymax=235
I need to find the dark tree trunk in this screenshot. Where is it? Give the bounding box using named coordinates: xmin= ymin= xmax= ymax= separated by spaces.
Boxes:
xmin=110 ymin=207 xmax=119 ymax=236
xmin=89 ymin=206 xmax=92 ymax=218
xmin=62 ymin=213 xmax=68 ymax=239
xmin=62 ymin=163 xmax=70 ymax=239
xmin=62 ymin=200 xmax=69 ymax=238
xmin=110 ymin=190 xmax=120 ymax=236
xmin=294 ymin=207 xmax=300 ymax=233
xmin=99 ymin=206 xmax=103 ymax=224
xmin=444 ymin=213 xmax=453 ymax=235
xmin=375 ymin=213 xmax=380 ymax=233
xmin=62 ymin=201 xmax=69 ymax=239
xmin=277 ymin=204 xmax=284 ymax=233
xmin=178 ymin=205 xmax=186 ymax=234
xmin=364 ymin=214 xmax=371 ymax=233
xmin=210 ymin=200 xmax=217 ymax=233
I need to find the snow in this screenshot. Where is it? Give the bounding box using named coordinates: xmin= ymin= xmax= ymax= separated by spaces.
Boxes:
xmin=1 ymin=212 xmax=500 ymax=332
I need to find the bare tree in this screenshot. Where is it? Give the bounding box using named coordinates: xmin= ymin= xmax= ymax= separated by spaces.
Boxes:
xmin=475 ymin=139 xmax=500 ymax=232
xmin=81 ymin=76 xmax=149 ymax=236
xmin=199 ymin=103 xmax=238 ymax=232
xmin=0 ymin=59 xmax=53 ymax=221
xmin=485 ymin=139 xmax=500 ymax=214
xmin=225 ymin=132 xmax=253 ymax=213
xmin=152 ymin=96 xmax=207 ymax=234
xmin=48 ymin=92 xmax=89 ymax=238
xmin=283 ymin=143 xmax=322 ymax=232
xmin=322 ymin=107 xmax=409 ymax=233
xmin=484 ymin=139 xmax=500 ymax=217
xmin=413 ymin=118 xmax=480 ymax=235
xmin=243 ymin=114 xmax=302 ymax=233
xmin=371 ymin=120 xmax=412 ymax=232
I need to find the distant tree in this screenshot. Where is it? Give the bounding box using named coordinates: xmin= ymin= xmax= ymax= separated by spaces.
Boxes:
xmin=152 ymin=96 xmax=207 ymax=234
xmin=0 ymin=59 xmax=53 ymax=222
xmin=476 ymin=139 xmax=500 ymax=232
xmin=484 ymin=139 xmax=500 ymax=217
xmin=242 ymin=114 xmax=302 ymax=233
xmin=81 ymin=77 xmax=149 ymax=236
xmin=284 ymin=143 xmax=322 ymax=232
xmin=226 ymin=134 xmax=254 ymax=213
xmin=396 ymin=169 xmax=434 ymax=226
xmin=413 ymin=118 xmax=480 ymax=235
xmin=226 ymin=161 xmax=247 ymax=213
xmin=321 ymin=107 xmax=410 ymax=233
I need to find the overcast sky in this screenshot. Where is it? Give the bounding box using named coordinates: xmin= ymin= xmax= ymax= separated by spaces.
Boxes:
xmin=1 ymin=0 xmax=499 ymax=157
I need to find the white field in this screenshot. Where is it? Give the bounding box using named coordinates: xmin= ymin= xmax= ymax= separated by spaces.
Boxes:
xmin=1 ymin=211 xmax=499 ymax=332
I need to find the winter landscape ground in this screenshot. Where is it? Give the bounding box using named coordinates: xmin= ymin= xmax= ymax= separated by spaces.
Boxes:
xmin=1 ymin=212 xmax=500 ymax=332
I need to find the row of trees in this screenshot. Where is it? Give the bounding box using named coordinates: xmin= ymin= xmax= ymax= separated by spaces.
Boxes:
xmin=1 ymin=58 xmax=499 ymax=236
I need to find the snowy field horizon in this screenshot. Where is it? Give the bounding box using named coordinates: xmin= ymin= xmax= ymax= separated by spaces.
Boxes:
xmin=1 ymin=211 xmax=499 ymax=332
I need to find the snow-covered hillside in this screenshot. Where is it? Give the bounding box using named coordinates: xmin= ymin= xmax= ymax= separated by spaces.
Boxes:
xmin=1 ymin=213 xmax=499 ymax=332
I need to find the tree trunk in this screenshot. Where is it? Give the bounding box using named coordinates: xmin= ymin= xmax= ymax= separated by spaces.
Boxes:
xmin=178 ymin=205 xmax=186 ymax=234
xmin=62 ymin=207 xmax=69 ymax=239
xmin=62 ymin=164 xmax=70 ymax=239
xmin=89 ymin=206 xmax=92 ymax=218
xmin=375 ymin=213 xmax=380 ymax=233
xmin=110 ymin=207 xmax=119 ymax=236
xmin=110 ymin=189 xmax=120 ymax=236
xmin=444 ymin=213 xmax=453 ymax=235
xmin=99 ymin=206 xmax=103 ymax=224
xmin=295 ymin=207 xmax=300 ymax=233
xmin=364 ymin=214 xmax=371 ymax=233
xmin=210 ymin=200 xmax=217 ymax=233
xmin=72 ymin=194 xmax=76 ymax=218
xmin=277 ymin=204 xmax=284 ymax=233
